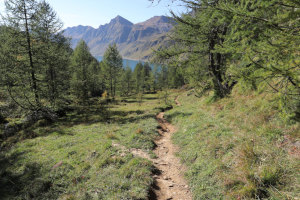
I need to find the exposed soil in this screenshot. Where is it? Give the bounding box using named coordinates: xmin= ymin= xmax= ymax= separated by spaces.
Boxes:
xmin=174 ymin=96 xmax=181 ymax=106
xmin=278 ymin=135 xmax=300 ymax=159
xmin=152 ymin=111 xmax=192 ymax=200
xmin=112 ymin=96 xmax=192 ymax=200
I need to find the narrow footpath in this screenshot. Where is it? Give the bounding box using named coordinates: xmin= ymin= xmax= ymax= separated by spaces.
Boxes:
xmin=152 ymin=105 xmax=192 ymax=200
xmin=113 ymin=96 xmax=192 ymax=199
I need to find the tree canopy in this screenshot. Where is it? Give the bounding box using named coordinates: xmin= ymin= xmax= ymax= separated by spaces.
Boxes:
xmin=153 ymin=0 xmax=300 ymax=117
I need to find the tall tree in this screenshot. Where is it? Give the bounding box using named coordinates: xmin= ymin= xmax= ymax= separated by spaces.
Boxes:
xmin=154 ymin=0 xmax=236 ymax=98
xmin=89 ymin=58 xmax=102 ymax=97
xmin=32 ymin=0 xmax=71 ymax=108
xmin=142 ymin=62 xmax=152 ymax=92
xmin=167 ymin=65 xmax=184 ymax=88
xmin=153 ymin=0 xmax=299 ymax=115
xmin=151 ymin=65 xmax=161 ymax=92
xmin=0 ymin=0 xmax=71 ymax=111
xmin=70 ymin=40 xmax=93 ymax=102
xmin=121 ymin=65 xmax=133 ymax=96
xmin=102 ymin=44 xmax=123 ymax=99
xmin=1 ymin=0 xmax=40 ymax=109
xmin=218 ymin=0 xmax=300 ymax=115
xmin=133 ymin=62 xmax=144 ymax=93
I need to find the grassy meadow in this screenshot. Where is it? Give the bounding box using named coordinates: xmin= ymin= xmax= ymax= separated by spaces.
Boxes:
xmin=0 ymin=88 xmax=299 ymax=200
xmin=165 ymin=87 xmax=299 ymax=199
xmin=0 ymin=94 xmax=163 ymax=200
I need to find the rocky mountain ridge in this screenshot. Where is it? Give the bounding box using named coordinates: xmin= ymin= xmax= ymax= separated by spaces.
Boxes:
xmin=63 ymin=15 xmax=172 ymax=60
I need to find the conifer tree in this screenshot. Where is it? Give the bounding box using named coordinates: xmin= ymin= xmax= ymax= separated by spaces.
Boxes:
xmin=99 ymin=61 xmax=107 ymax=94
xmin=0 ymin=0 xmax=71 ymax=111
xmin=89 ymin=58 xmax=102 ymax=97
xmin=154 ymin=0 xmax=236 ymax=98
xmin=142 ymin=62 xmax=152 ymax=92
xmin=167 ymin=65 xmax=184 ymax=88
xmin=151 ymin=65 xmax=161 ymax=92
xmin=154 ymin=0 xmax=299 ymax=116
xmin=102 ymin=44 xmax=123 ymax=99
xmin=70 ymin=40 xmax=93 ymax=103
xmin=32 ymin=0 xmax=71 ymax=108
xmin=121 ymin=65 xmax=133 ymax=96
xmin=1 ymin=0 xmax=41 ymax=109
xmin=133 ymin=62 xmax=144 ymax=93
xmin=218 ymin=0 xmax=300 ymax=115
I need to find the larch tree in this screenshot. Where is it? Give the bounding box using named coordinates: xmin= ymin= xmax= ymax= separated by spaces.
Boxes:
xmin=121 ymin=65 xmax=133 ymax=96
xmin=142 ymin=62 xmax=152 ymax=92
xmin=70 ymin=40 xmax=93 ymax=103
xmin=1 ymin=0 xmax=40 ymax=109
xmin=218 ymin=0 xmax=300 ymax=117
xmin=154 ymin=0 xmax=237 ymax=98
xmin=153 ymin=0 xmax=299 ymax=116
xmin=88 ymin=57 xmax=102 ymax=97
xmin=0 ymin=0 xmax=71 ymax=111
xmin=32 ymin=0 xmax=71 ymax=108
xmin=102 ymin=43 xmax=123 ymax=99
xmin=133 ymin=62 xmax=144 ymax=93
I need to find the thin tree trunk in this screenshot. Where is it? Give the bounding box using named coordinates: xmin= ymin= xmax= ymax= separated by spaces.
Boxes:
xmin=110 ymin=76 xmax=113 ymax=99
xmin=209 ymin=36 xmax=225 ymax=98
xmin=50 ymin=65 xmax=56 ymax=106
xmin=127 ymin=81 xmax=130 ymax=96
xmin=23 ymin=1 xmax=39 ymax=107
xmin=113 ymin=78 xmax=116 ymax=99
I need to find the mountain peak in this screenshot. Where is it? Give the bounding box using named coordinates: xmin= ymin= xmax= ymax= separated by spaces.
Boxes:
xmin=110 ymin=15 xmax=133 ymax=26
xmin=137 ymin=16 xmax=172 ymax=26
xmin=63 ymin=15 xmax=172 ymax=60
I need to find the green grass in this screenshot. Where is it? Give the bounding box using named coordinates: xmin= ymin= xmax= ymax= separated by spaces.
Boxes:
xmin=1 ymin=89 xmax=299 ymax=199
xmin=0 ymin=94 xmax=162 ymax=200
xmin=165 ymin=87 xmax=299 ymax=199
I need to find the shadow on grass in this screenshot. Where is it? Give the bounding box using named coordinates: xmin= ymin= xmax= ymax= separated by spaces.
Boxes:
xmin=0 ymin=102 xmax=158 ymax=199
xmin=123 ymin=100 xmax=138 ymax=104
xmin=165 ymin=111 xmax=193 ymax=122
xmin=34 ymin=108 xmax=149 ymax=137
xmin=54 ymin=105 xmax=111 ymax=126
xmin=111 ymin=113 xmax=156 ymax=124
xmin=143 ymin=97 xmax=158 ymax=100
xmin=110 ymin=110 xmax=145 ymax=117
xmin=0 ymin=150 xmax=56 ymax=200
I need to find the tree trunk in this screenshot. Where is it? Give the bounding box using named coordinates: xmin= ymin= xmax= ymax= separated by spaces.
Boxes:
xmin=209 ymin=35 xmax=225 ymax=98
xmin=24 ymin=2 xmax=39 ymax=107
xmin=50 ymin=65 xmax=56 ymax=106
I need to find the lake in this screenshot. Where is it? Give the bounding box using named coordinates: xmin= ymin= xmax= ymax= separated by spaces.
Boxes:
xmin=97 ymin=56 xmax=156 ymax=71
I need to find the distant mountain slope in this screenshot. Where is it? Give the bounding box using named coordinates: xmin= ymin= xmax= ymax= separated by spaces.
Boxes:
xmin=63 ymin=16 xmax=172 ymax=60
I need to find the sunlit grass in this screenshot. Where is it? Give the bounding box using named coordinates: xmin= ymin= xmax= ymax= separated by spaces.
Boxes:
xmin=0 ymin=94 xmax=162 ymax=200
xmin=165 ymin=87 xmax=299 ymax=199
xmin=1 ymin=89 xmax=298 ymax=199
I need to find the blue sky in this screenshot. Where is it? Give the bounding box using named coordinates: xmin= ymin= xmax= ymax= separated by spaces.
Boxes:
xmin=0 ymin=0 xmax=186 ymax=28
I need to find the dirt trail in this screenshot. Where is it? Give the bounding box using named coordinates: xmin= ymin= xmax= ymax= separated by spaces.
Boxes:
xmin=152 ymin=110 xmax=192 ymax=200
xmin=112 ymin=96 xmax=192 ymax=200
xmin=174 ymin=96 xmax=181 ymax=106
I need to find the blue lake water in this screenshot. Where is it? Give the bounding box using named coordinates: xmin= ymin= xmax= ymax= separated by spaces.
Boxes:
xmin=97 ymin=56 xmax=156 ymax=71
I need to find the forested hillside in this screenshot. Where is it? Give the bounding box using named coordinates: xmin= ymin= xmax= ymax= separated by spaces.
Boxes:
xmin=0 ymin=0 xmax=299 ymax=199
